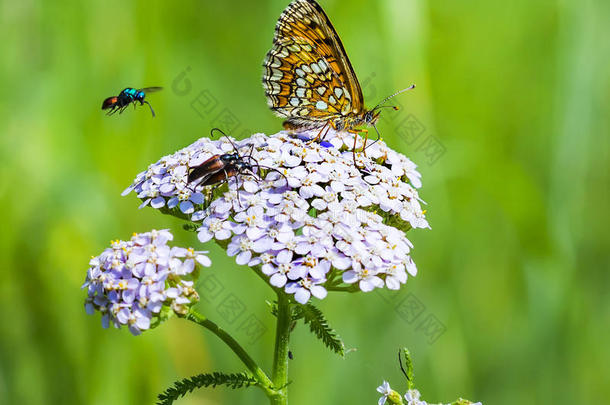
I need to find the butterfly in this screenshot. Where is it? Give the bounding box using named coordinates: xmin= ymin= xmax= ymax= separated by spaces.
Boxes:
xmin=262 ymin=0 xmax=414 ymax=161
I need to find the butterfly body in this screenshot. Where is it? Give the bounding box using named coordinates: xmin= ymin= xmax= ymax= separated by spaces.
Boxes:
xmin=102 ymin=87 xmax=162 ymax=117
xmin=263 ymin=0 xmax=413 ymax=157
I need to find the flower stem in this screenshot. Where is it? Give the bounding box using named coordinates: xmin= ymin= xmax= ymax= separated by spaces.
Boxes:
xmin=326 ymin=285 xmax=360 ymax=293
xmin=270 ymin=292 xmax=292 ymax=405
xmin=185 ymin=309 xmax=276 ymax=398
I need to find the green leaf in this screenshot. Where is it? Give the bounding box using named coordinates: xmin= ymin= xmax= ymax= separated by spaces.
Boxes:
xmin=293 ymin=303 xmax=345 ymax=357
xmin=156 ymin=372 xmax=258 ymax=405
xmin=398 ymin=348 xmax=414 ymax=390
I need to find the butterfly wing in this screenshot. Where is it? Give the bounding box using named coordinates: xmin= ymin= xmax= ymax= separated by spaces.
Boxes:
xmin=263 ymin=0 xmax=365 ymax=127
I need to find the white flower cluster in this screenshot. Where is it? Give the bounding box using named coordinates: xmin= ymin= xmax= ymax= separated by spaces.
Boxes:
xmin=377 ymin=382 xmax=482 ymax=405
xmin=124 ymin=129 xmax=429 ymax=304
xmin=82 ymin=230 xmax=211 ymax=335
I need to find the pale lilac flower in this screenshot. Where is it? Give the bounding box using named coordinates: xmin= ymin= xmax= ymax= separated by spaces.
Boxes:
xmin=197 ymin=213 xmax=232 ymax=243
xmin=342 ymin=264 xmax=384 ymax=292
xmin=82 ymin=230 xmax=210 ymax=335
xmin=285 ymin=277 xmax=327 ymax=304
xmin=261 ymin=249 xmax=295 ymax=288
xmin=383 ymin=263 xmax=408 ymax=290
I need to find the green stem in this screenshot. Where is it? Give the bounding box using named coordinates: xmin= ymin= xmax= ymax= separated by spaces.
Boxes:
xmin=326 ymin=285 xmax=360 ymax=293
xmin=270 ymin=293 xmax=292 ymax=405
xmin=186 ymin=309 xmax=276 ymax=398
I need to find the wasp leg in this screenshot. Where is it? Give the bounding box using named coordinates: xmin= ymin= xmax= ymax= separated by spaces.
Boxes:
xmin=143 ymin=100 xmax=156 ymax=118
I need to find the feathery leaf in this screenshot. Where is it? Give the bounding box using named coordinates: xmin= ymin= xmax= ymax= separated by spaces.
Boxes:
xmin=293 ymin=303 xmax=345 ymax=357
xmin=157 ymin=372 xmax=258 ymax=405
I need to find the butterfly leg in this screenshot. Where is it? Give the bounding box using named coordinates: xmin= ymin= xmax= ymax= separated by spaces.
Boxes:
xmin=312 ymin=121 xmax=330 ymax=142
xmin=319 ymin=123 xmax=332 ymax=142
xmin=360 ymin=128 xmax=370 ymax=158
xmin=350 ymin=128 xmax=369 ymax=165
xmin=363 ymin=124 xmax=383 ymax=153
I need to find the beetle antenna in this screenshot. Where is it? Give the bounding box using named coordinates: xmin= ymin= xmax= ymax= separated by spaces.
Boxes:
xmin=210 ymin=128 xmax=240 ymax=154
xmin=251 ymin=160 xmax=289 ymax=185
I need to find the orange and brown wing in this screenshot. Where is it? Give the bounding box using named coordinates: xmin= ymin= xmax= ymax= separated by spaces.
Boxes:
xmin=262 ymin=0 xmax=365 ymax=127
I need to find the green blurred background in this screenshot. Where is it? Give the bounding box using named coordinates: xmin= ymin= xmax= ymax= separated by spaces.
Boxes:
xmin=1 ymin=0 xmax=608 ymax=404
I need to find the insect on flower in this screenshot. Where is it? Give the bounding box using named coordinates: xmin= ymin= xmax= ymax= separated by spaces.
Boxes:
xmin=187 ymin=128 xmax=288 ymax=202
xmin=101 ymin=87 xmax=163 ymax=117
xmin=262 ymin=0 xmax=415 ymax=163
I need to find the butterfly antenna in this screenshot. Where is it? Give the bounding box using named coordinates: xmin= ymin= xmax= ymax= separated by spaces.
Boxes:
xmin=372 ymin=84 xmax=416 ymax=111
xmin=143 ymin=100 xmax=156 ymax=118
xmin=210 ymin=128 xmax=240 ymax=154
xmin=364 ymin=123 xmax=383 ymax=151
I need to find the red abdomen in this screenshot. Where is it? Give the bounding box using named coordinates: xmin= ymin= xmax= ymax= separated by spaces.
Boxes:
xmin=101 ymin=97 xmax=118 ymax=110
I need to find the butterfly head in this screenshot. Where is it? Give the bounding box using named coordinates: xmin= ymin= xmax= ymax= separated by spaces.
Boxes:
xmin=363 ymin=109 xmax=382 ymax=125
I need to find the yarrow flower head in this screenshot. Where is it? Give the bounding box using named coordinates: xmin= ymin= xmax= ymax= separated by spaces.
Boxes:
xmin=82 ymin=229 xmax=211 ymax=335
xmin=124 ymin=128 xmax=429 ymax=304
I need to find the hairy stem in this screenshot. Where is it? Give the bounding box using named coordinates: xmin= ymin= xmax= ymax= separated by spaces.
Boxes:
xmin=185 ymin=309 xmax=276 ymax=398
xmin=270 ymin=293 xmax=292 ymax=405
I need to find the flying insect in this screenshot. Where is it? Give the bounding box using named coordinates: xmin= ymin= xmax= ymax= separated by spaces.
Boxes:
xmin=102 ymin=87 xmax=162 ymax=117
